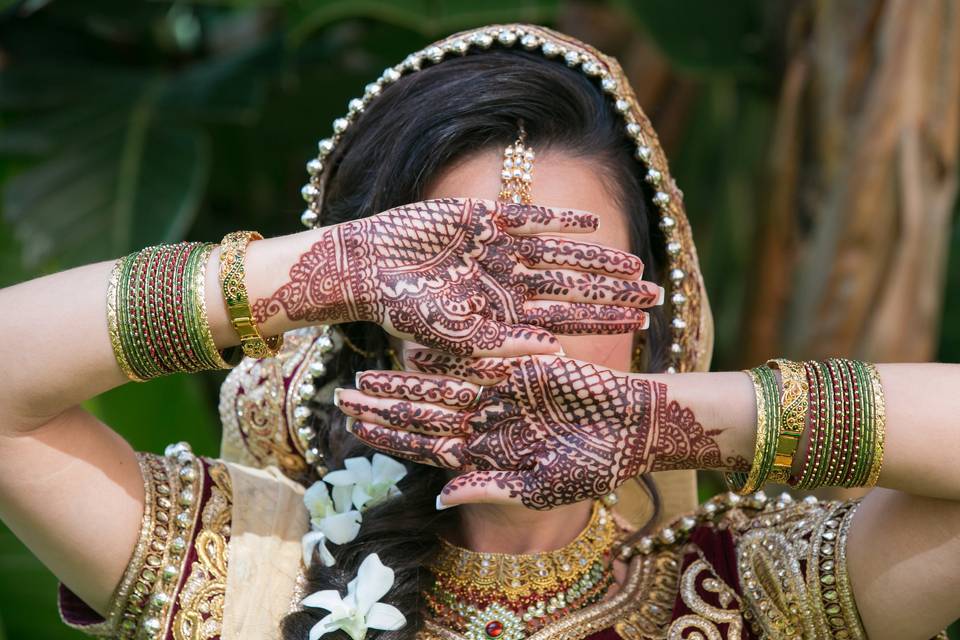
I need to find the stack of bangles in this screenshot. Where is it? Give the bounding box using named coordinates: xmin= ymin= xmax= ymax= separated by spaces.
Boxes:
xmin=725 ymin=358 xmax=886 ymax=493
xmin=106 ymin=231 xmax=283 ymax=382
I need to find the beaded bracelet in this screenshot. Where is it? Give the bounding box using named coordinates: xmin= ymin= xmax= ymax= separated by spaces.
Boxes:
xmin=825 ymin=359 xmax=853 ymax=487
xmin=810 ymin=362 xmax=836 ymax=488
xmin=108 ymin=242 xmax=238 ymax=381
xmin=840 ymin=358 xmax=873 ymax=487
xmin=847 ymin=359 xmax=872 ymax=487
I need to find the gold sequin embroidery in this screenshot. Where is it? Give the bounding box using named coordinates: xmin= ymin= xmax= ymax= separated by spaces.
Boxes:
xmin=172 ymin=461 xmax=233 ymax=640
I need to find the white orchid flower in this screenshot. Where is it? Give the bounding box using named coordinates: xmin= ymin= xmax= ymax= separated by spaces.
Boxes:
xmin=302 ymin=481 xmax=362 ymax=567
xmin=302 ymin=553 xmax=406 ymax=640
xmin=302 ymin=531 xmax=336 ymax=567
xmin=323 ymin=453 xmax=407 ymax=511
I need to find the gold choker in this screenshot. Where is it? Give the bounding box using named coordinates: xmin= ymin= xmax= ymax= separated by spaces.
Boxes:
xmin=426 ymin=502 xmax=622 ymax=640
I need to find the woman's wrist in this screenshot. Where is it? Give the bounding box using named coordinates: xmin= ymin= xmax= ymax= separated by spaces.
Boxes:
xmin=621 ymin=370 xmax=758 ymax=474
xmin=202 ymin=226 xmax=344 ymax=351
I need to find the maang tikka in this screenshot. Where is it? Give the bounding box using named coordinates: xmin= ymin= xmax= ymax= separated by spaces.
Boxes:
xmin=499 ymin=123 xmax=535 ymax=204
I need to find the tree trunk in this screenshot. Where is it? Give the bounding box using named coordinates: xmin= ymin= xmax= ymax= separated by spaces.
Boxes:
xmin=741 ymin=0 xmax=960 ymax=366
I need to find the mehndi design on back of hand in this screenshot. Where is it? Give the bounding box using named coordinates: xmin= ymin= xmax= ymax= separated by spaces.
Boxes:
xmin=253 ymin=198 xmax=662 ymax=357
xmin=336 ymin=350 xmax=727 ymax=510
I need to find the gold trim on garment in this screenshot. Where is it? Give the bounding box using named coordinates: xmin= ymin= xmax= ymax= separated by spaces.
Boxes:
xmin=172 ymin=461 xmax=233 ymax=640
xmin=418 ymin=491 xmax=871 ymax=640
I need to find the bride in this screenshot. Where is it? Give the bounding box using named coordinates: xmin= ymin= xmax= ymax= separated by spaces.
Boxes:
xmin=0 ymin=23 xmax=957 ymax=640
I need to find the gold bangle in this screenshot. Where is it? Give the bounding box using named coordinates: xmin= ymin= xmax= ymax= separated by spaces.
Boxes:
xmin=106 ymin=255 xmax=145 ymax=382
xmin=724 ymin=368 xmax=770 ymax=494
xmin=218 ymin=231 xmax=284 ymax=359
xmin=766 ymin=358 xmax=809 ymax=484
xmin=864 ymin=362 xmax=886 ymax=487
xmin=194 ymin=243 xmax=242 ymax=369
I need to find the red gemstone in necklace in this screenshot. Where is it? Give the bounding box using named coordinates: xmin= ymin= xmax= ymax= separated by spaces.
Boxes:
xmin=485 ymin=620 xmax=504 ymax=638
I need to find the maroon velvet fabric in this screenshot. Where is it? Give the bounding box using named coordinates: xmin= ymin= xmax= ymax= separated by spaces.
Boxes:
xmin=584 ymin=627 xmax=623 ymax=640
xmin=57 ymin=582 xmax=105 ymax=627
xmin=670 ymin=524 xmax=757 ymax=640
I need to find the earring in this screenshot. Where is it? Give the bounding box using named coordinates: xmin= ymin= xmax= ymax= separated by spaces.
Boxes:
xmin=499 ymin=122 xmax=534 ymax=205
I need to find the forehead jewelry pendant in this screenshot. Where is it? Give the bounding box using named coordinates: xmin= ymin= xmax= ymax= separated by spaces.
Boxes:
xmin=498 ymin=123 xmax=534 ymax=205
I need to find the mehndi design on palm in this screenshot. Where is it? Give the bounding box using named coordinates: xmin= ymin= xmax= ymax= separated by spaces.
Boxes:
xmin=336 ymin=350 xmax=725 ymax=510
xmin=253 ymin=198 xmax=662 ymax=356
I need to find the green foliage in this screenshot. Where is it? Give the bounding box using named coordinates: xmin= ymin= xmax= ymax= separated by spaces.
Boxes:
xmin=612 ymin=0 xmax=777 ymax=77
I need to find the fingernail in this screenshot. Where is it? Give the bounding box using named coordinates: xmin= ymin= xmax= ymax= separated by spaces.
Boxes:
xmin=333 ymin=388 xmax=342 ymax=408
xmin=345 ymin=416 xmax=356 ymax=433
xmin=436 ymin=494 xmax=452 ymax=511
xmin=658 ymin=286 xmax=666 ymax=305
xmin=355 ymin=371 xmax=362 ymax=388
xmin=555 ymin=347 xmax=566 ymax=356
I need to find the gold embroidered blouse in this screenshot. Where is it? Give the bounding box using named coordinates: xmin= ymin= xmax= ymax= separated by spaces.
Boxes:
xmin=57 ymin=445 xmax=949 ymax=640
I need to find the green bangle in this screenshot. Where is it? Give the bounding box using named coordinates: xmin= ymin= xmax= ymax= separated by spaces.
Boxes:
xmin=794 ymin=361 xmax=821 ymax=489
xmin=107 ymin=255 xmax=145 ymax=382
xmin=109 ymin=242 xmax=241 ymax=380
xmin=724 ymin=366 xmax=780 ymax=495
xmin=811 ymin=360 xmax=835 ymax=489
xmin=847 ymin=359 xmax=873 ymax=487
xmin=756 ymin=364 xmax=781 ymax=486
xmin=143 ymin=244 xmax=178 ymax=375
xmin=187 ymin=243 xmax=240 ymax=370
xmin=122 ymin=247 xmax=162 ymax=380
xmin=182 ymin=242 xmax=208 ymax=370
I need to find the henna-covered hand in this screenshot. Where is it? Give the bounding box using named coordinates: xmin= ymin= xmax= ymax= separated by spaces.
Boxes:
xmin=335 ymin=349 xmax=729 ymax=510
xmin=253 ymin=198 xmax=662 ymax=357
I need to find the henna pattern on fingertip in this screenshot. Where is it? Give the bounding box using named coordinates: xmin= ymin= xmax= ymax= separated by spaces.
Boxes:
xmin=339 ymin=396 xmax=471 ymax=436
xmin=357 ymin=371 xmax=480 ymax=408
xmin=349 ymin=420 xmax=464 ymax=468
xmin=523 ymin=303 xmax=649 ymax=333
xmin=406 ymin=351 xmax=516 ymax=384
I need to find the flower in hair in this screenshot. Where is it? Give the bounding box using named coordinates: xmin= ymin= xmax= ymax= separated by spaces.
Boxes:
xmin=302 ymin=553 xmax=406 ymax=640
xmin=302 ymin=481 xmax=361 ymax=567
xmin=323 ymin=453 xmax=407 ymax=511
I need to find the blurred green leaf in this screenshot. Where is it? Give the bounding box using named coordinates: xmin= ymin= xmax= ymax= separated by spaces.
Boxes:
xmin=614 ymin=0 xmax=772 ymax=77
xmin=2 ymin=79 xmax=211 ymax=269
xmin=83 ymin=372 xmax=222 ymax=457
xmin=937 ymin=198 xmax=960 ymax=362
xmin=0 ymin=524 xmax=84 ymax=639
xmin=284 ymin=0 xmax=559 ymax=43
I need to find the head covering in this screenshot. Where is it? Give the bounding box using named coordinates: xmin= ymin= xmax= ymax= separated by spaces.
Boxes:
xmin=218 ymin=24 xmax=714 ymax=523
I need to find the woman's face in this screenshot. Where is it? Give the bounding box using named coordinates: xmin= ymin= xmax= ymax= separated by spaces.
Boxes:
xmin=403 ymin=147 xmax=636 ymax=372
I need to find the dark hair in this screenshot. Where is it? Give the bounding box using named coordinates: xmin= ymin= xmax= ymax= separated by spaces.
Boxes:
xmin=281 ymin=47 xmax=669 ymax=640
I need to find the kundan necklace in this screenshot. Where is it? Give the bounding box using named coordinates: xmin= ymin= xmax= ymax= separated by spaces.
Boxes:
xmin=425 ymin=501 xmax=621 ymax=640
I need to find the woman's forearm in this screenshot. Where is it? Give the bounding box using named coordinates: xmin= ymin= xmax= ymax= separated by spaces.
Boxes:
xmin=0 ymin=227 xmax=326 ymax=434
xmin=871 ymin=363 xmax=960 ymax=500
xmin=659 ymin=363 xmax=960 ymax=500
